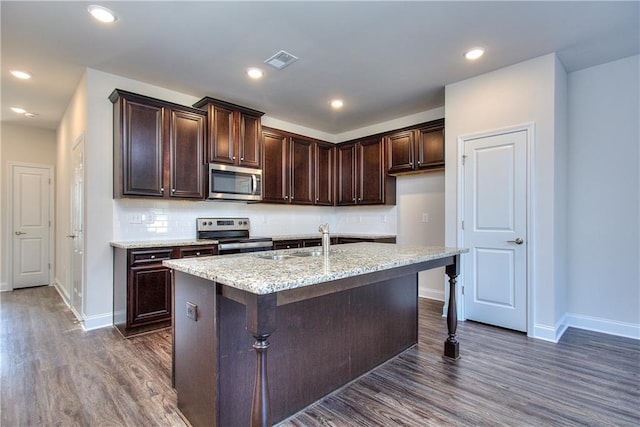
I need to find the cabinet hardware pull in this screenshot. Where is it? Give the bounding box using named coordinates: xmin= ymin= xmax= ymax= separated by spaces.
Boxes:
xmin=15 ymin=231 xmax=27 ymax=235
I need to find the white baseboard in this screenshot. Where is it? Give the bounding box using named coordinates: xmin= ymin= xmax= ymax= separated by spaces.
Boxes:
xmin=419 ymin=288 xmax=444 ymax=301
xmin=565 ymin=313 xmax=640 ymax=340
xmin=532 ymin=314 xmax=568 ymax=343
xmin=53 ymin=278 xmax=71 ymax=306
xmin=0 ymin=282 xmax=10 ymax=292
xmin=82 ymin=313 xmax=113 ymax=331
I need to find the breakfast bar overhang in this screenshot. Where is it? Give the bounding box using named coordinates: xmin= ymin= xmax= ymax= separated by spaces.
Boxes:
xmin=165 ymin=243 xmax=467 ymax=427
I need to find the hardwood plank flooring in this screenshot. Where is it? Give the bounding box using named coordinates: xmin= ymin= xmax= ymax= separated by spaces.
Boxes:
xmin=2 ymin=286 xmax=639 ymax=426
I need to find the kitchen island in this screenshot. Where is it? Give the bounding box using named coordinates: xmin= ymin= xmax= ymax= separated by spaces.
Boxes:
xmin=164 ymin=243 xmax=466 ymax=427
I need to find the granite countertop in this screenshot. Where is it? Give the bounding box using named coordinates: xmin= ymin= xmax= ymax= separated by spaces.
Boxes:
xmin=110 ymin=233 xmax=396 ymax=249
xmin=163 ymin=243 xmax=467 ymax=295
xmin=272 ymin=233 xmax=396 ymax=241
xmin=110 ymin=239 xmax=217 ymax=249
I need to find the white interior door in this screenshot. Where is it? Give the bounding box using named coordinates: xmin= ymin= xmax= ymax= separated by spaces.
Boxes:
xmin=70 ymin=138 xmax=85 ymax=317
xmin=463 ymin=129 xmax=528 ymax=332
xmin=11 ymin=164 xmax=52 ymax=289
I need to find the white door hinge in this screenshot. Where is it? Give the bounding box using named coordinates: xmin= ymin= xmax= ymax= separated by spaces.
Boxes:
xmin=461 ymin=220 xmax=464 ymax=230
xmin=462 ymin=285 xmax=464 ymax=295
xmin=462 ymin=155 xmax=467 ymax=165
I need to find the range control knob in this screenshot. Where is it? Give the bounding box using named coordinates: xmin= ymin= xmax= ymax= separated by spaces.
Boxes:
xmin=208 ymin=221 xmax=213 ymax=226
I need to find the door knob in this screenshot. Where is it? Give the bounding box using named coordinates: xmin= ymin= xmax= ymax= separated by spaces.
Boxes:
xmin=15 ymin=231 xmax=26 ymax=235
xmin=507 ymin=237 xmax=524 ymax=245
xmin=67 ymin=234 xmax=77 ymax=239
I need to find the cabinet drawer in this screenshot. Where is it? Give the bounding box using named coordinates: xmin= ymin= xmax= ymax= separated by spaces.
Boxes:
xmin=273 ymin=240 xmax=303 ymax=250
xmin=302 ymin=239 xmax=322 ymax=247
xmin=179 ymin=246 xmax=217 ymax=258
xmin=129 ymin=249 xmax=173 ymax=265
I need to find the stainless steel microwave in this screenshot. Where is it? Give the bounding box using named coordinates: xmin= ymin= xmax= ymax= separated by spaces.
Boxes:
xmin=208 ymin=164 xmax=262 ymax=201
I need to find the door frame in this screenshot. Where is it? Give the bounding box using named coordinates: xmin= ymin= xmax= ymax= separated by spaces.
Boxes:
xmin=456 ymin=123 xmax=536 ymax=335
xmin=6 ymin=162 xmax=55 ymax=292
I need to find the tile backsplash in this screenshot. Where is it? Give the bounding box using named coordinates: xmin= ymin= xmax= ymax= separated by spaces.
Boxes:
xmin=113 ymin=199 xmax=397 ymax=241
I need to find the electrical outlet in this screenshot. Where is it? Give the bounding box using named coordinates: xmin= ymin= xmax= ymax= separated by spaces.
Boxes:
xmin=422 ymin=213 xmax=429 ymax=223
xmin=186 ymin=302 xmax=198 ymax=321
xmin=130 ymin=214 xmax=142 ymax=224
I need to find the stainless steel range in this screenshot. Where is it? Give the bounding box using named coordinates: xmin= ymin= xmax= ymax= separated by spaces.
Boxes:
xmin=196 ymin=217 xmax=272 ymax=254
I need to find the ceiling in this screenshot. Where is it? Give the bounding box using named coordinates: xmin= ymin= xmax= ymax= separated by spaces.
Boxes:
xmin=2 ymin=1 xmax=638 ymax=134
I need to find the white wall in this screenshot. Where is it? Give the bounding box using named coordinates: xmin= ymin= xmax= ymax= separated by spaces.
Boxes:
xmin=1 ymin=124 xmax=57 ymax=290
xmin=396 ymin=172 xmax=446 ymax=299
xmin=445 ymin=53 xmax=568 ymax=340
xmin=566 ymin=55 xmax=640 ymax=336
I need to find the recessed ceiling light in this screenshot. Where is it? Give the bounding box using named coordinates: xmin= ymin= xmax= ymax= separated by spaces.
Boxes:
xmin=10 ymin=70 xmax=31 ymax=80
xmin=11 ymin=107 xmax=27 ymax=114
xmin=88 ymin=5 xmax=117 ymax=23
xmin=330 ymin=99 xmax=344 ymax=109
xmin=24 ymin=112 xmax=38 ymax=118
xmin=464 ymin=47 xmax=485 ymax=61
xmin=247 ymin=68 xmax=264 ymax=79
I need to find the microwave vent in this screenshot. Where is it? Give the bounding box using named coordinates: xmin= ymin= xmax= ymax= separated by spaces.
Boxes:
xmin=264 ymin=50 xmax=298 ymax=70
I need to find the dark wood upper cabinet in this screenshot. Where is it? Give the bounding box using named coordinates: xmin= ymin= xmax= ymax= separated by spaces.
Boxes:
xmin=315 ymin=142 xmax=334 ymax=206
xmin=290 ymin=137 xmax=314 ymax=205
xmin=387 ymin=118 xmax=444 ymax=175
xmin=262 ymin=130 xmax=289 ymax=203
xmin=262 ymin=128 xmax=332 ymax=206
xmin=337 ymin=137 xmax=395 ymax=206
xmin=169 ymin=109 xmax=206 ymax=198
xmin=111 ymin=89 xmax=206 ymax=200
xmin=193 ymin=97 xmax=264 ymax=169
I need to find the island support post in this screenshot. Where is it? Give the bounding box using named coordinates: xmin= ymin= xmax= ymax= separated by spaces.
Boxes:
xmin=444 ymin=254 xmax=460 ymax=359
xmin=246 ymin=293 xmax=276 ymax=427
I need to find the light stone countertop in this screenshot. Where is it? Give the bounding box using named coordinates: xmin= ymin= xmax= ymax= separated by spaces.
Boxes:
xmin=110 ymin=239 xmax=217 ymax=249
xmin=110 ymin=233 xmax=396 ymax=249
xmin=163 ymin=243 xmax=466 ymax=295
xmin=272 ymin=233 xmax=396 ymax=241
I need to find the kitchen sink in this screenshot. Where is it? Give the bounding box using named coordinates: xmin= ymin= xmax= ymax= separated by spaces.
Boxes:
xmin=256 ymin=254 xmax=294 ymax=261
xmin=291 ymin=251 xmax=322 ymax=257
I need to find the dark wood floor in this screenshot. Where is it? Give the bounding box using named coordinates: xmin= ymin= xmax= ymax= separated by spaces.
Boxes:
xmin=2 ymin=286 xmax=639 ymax=426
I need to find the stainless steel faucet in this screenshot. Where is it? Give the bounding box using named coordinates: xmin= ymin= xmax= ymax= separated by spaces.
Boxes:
xmin=318 ymin=223 xmax=330 ymax=256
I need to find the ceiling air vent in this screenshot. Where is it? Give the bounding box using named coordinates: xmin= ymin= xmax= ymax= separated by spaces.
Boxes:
xmin=264 ymin=50 xmax=299 ymax=70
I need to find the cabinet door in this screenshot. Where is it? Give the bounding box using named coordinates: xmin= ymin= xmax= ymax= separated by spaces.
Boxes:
xmin=336 ymin=144 xmax=357 ymax=205
xmin=358 ymin=137 xmax=385 ymax=204
xmin=208 ymin=104 xmax=235 ymax=164
xmin=122 ymin=100 xmax=165 ymax=197
xmin=387 ymin=130 xmax=415 ymax=174
xmin=290 ymin=138 xmax=314 ymax=205
xmin=417 ymin=126 xmax=445 ymax=169
xmin=315 ymin=143 xmax=334 ymax=206
xmin=238 ymin=113 xmax=262 ymax=168
xmin=169 ymin=109 xmax=206 ymax=199
xmin=128 ymin=265 xmax=172 ymax=326
xmin=262 ymin=130 xmax=289 ymax=203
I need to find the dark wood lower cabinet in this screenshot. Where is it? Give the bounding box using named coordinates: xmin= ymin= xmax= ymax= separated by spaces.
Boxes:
xmin=113 ymin=244 xmax=217 ymax=337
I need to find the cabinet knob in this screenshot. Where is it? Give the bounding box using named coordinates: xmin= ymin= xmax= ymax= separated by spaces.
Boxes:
xmin=409 ymin=162 xmax=413 ymax=166
xmin=150 ymin=255 xmax=156 ymax=259
xmin=172 ymin=188 xmax=176 ymax=193
xmin=284 ymin=195 xmax=289 ymax=200
xmin=160 ymin=187 xmax=164 ymax=192
xmin=196 ymin=252 xmax=200 ymax=256
xmin=358 ymin=197 xmax=362 ymax=201
xmin=232 ymin=156 xmax=236 ymax=160
xmin=240 ymin=157 xmax=244 ymax=161
xmin=352 ymin=198 xmax=356 ymax=201
xmin=417 ymin=161 xmax=421 ymax=165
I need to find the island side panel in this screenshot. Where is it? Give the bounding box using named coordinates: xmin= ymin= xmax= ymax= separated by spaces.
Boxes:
xmin=173 ymin=271 xmax=218 ymax=426
xmin=217 ymin=274 xmax=418 ymax=426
